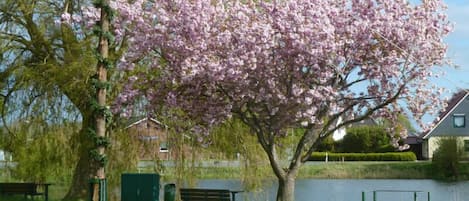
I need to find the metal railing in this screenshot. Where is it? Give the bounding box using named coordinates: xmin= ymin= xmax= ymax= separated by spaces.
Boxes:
xmin=362 ymin=190 xmax=430 ymax=201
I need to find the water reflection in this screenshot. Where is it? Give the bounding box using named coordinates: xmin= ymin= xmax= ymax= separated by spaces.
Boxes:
xmin=192 ymin=179 xmax=469 ymax=201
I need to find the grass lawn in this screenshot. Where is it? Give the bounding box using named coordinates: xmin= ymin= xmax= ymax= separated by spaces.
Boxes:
xmin=149 ymin=161 xmax=438 ymax=180
xmin=185 ymin=161 xmax=434 ymax=179
xmin=171 ymin=160 xmax=469 ymax=180
xmin=299 ymin=161 xmax=432 ymax=179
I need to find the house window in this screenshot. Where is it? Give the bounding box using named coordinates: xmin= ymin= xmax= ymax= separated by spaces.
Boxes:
xmin=453 ymin=114 xmax=465 ymax=128
xmin=160 ymin=142 xmax=169 ymax=153
xmin=465 ymin=140 xmax=469 ymax=152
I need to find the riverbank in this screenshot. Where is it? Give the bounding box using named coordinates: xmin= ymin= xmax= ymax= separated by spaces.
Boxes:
xmin=299 ymin=161 xmax=431 ymax=179
xmin=186 ymin=161 xmax=469 ymax=180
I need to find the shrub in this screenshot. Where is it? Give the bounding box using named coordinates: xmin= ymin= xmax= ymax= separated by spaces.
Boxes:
xmin=432 ymin=137 xmax=462 ymax=180
xmin=316 ymin=135 xmax=337 ymax=152
xmin=309 ymin=152 xmax=417 ymax=161
xmin=339 ymin=125 xmax=394 ymax=153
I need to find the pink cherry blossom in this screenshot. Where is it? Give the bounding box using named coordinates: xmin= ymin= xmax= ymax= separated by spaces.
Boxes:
xmin=108 ymin=1 xmax=451 ymax=201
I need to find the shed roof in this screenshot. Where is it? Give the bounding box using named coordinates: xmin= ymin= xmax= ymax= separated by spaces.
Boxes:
xmin=124 ymin=117 xmax=166 ymax=129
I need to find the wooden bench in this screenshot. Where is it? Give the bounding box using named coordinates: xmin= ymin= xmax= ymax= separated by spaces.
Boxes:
xmin=0 ymin=183 xmax=51 ymax=201
xmin=180 ymin=188 xmax=242 ymax=201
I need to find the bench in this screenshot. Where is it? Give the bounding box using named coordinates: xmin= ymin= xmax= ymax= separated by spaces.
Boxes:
xmin=180 ymin=188 xmax=243 ymax=201
xmin=0 ymin=183 xmax=51 ymax=201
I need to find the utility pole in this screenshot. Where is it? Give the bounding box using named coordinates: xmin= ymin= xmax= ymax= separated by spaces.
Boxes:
xmin=91 ymin=0 xmax=111 ymax=200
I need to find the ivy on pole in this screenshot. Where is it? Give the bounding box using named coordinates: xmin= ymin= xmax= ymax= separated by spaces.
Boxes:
xmin=88 ymin=0 xmax=115 ymax=168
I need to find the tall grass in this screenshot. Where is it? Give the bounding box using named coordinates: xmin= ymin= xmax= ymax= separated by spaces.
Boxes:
xmin=299 ymin=162 xmax=431 ymax=179
xmin=139 ymin=161 xmax=434 ymax=180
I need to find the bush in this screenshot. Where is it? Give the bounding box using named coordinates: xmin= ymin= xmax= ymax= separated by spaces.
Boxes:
xmin=316 ymin=135 xmax=337 ymax=152
xmin=432 ymin=137 xmax=462 ymax=180
xmin=339 ymin=125 xmax=394 ymax=153
xmin=309 ymin=152 xmax=417 ymax=161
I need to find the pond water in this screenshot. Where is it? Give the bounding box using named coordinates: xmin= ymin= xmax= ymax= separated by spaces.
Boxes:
xmin=192 ymin=179 xmax=469 ymax=201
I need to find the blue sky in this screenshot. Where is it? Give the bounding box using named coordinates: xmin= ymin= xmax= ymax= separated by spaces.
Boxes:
xmin=436 ymin=0 xmax=469 ymax=93
xmin=416 ymin=0 xmax=469 ymax=126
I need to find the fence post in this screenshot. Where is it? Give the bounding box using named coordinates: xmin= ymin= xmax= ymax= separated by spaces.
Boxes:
xmin=362 ymin=191 xmax=365 ymax=201
xmin=428 ymin=192 xmax=430 ymax=201
xmin=414 ymin=192 xmax=417 ymax=201
xmin=373 ymin=191 xmax=376 ymax=201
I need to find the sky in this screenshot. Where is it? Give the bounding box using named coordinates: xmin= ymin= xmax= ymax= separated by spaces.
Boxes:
xmin=438 ymin=0 xmax=469 ymax=91
xmin=416 ymin=0 xmax=469 ymax=126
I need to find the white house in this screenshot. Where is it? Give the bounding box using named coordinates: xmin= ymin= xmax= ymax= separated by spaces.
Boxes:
xmin=332 ymin=116 xmax=347 ymax=141
xmin=332 ymin=116 xmax=378 ymax=141
xmin=0 ymin=150 xmax=12 ymax=161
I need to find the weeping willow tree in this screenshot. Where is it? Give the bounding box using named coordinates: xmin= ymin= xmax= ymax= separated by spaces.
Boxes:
xmin=5 ymin=121 xmax=80 ymax=183
xmin=209 ymin=119 xmax=307 ymax=192
xmin=151 ymin=110 xmax=201 ymax=194
xmin=0 ymin=0 xmax=130 ymax=200
xmin=208 ymin=119 xmax=270 ymax=190
xmin=105 ymin=126 xmax=140 ymax=201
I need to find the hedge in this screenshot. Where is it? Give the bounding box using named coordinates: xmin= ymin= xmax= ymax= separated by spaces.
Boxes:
xmin=309 ymin=152 xmax=417 ymax=161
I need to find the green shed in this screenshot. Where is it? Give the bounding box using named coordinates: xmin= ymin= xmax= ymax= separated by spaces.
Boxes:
xmin=121 ymin=173 xmax=160 ymax=201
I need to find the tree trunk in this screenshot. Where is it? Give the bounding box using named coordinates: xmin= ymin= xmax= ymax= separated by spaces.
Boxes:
xmin=255 ymin=130 xmax=301 ymax=201
xmin=63 ymin=147 xmax=94 ymax=200
xmin=276 ymin=174 xmax=296 ymax=201
xmin=63 ymin=117 xmax=96 ymax=201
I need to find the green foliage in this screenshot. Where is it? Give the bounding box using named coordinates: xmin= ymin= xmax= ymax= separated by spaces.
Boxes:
xmin=396 ymin=114 xmax=416 ymax=134
xmin=309 ymin=152 xmax=417 ymax=161
xmin=106 ymin=127 xmax=140 ymax=201
xmin=431 ymin=137 xmax=463 ymax=180
xmin=0 ymin=0 xmax=128 ymax=200
xmin=208 ymin=120 xmax=248 ymax=160
xmin=207 ymin=119 xmax=269 ymax=190
xmin=339 ymin=126 xmax=394 ymax=153
xmin=7 ymin=123 xmax=78 ymax=183
xmin=316 ymin=135 xmax=336 ymax=152
xmin=378 ymin=114 xmax=416 ymax=134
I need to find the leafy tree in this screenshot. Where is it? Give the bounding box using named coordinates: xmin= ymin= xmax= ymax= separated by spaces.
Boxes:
xmin=105 ymin=127 xmax=140 ymax=201
xmin=316 ymin=135 xmax=336 ymax=152
xmin=339 ymin=126 xmax=393 ymax=153
xmin=432 ymin=137 xmax=463 ymax=180
xmin=7 ymin=123 xmax=78 ymax=183
xmin=209 ymin=119 xmax=271 ymax=189
xmin=114 ymin=1 xmax=451 ymax=201
xmin=0 ymin=1 xmax=128 ymax=200
xmin=396 ymin=114 xmax=416 ymax=134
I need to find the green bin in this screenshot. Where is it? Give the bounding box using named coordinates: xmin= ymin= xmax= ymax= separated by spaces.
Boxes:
xmin=164 ymin=184 xmax=176 ymax=201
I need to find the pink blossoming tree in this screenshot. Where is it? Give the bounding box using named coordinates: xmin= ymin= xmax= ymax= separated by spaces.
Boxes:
xmin=110 ymin=0 xmax=451 ymax=200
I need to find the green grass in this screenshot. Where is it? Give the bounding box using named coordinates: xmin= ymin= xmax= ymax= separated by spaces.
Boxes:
xmin=190 ymin=161 xmax=435 ymax=180
xmin=0 ymin=195 xmax=28 ymax=201
xmin=299 ymin=161 xmax=432 ymax=179
xmin=138 ymin=161 xmax=469 ymax=180
xmin=140 ymin=161 xmax=436 ymax=180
